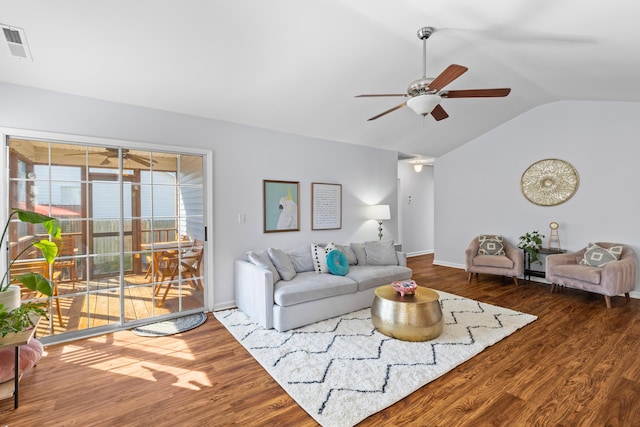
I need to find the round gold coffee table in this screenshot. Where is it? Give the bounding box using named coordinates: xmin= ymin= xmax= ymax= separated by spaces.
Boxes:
xmin=371 ymin=284 xmax=443 ymax=342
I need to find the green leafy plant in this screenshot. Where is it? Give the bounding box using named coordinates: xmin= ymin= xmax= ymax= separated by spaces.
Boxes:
xmin=0 ymin=208 xmax=61 ymax=337
xmin=0 ymin=301 xmax=48 ymax=337
xmin=518 ymin=230 xmax=545 ymax=265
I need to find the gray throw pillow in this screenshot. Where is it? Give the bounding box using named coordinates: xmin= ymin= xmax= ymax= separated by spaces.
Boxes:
xmin=477 ymin=235 xmax=506 ymax=256
xmin=579 ymin=243 xmax=623 ymax=267
xmin=364 ymin=240 xmax=398 ymax=266
xmin=267 ymin=247 xmax=297 ymax=281
xmin=336 ymin=244 xmax=358 ymax=265
xmin=247 ymin=250 xmax=281 ymax=282
xmin=287 ymin=245 xmax=314 ymax=272
xmin=350 ymin=242 xmax=367 ymax=265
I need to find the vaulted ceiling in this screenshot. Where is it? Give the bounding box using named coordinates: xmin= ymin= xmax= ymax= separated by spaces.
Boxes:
xmin=1 ymin=1 xmax=639 ymax=161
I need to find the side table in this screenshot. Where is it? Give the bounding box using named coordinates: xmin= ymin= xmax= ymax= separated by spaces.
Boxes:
xmin=0 ymin=316 xmax=40 ymax=409
xmin=524 ymin=248 xmax=566 ymax=282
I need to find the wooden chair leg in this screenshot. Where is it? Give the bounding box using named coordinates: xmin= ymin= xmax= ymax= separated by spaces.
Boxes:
xmin=512 ymin=276 xmax=519 ymax=286
xmin=604 ymin=295 xmax=612 ymax=308
xmin=550 ymin=283 xmax=556 ymax=293
xmin=626 ymin=292 xmax=631 ymax=303
xmin=467 ymin=272 xmax=472 ymax=282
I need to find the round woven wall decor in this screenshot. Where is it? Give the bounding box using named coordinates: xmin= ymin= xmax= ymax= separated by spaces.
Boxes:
xmin=521 ymin=159 xmax=579 ymax=206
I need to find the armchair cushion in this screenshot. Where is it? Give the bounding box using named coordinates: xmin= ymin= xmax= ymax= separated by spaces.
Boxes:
xmin=477 ymin=235 xmax=506 ymax=256
xmin=473 ymin=254 xmax=514 ymax=269
xmin=552 ymin=264 xmax=602 ymax=285
xmin=579 ymin=243 xmax=623 ymax=267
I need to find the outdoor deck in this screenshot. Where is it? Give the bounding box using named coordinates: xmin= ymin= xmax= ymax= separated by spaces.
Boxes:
xmin=30 ymin=274 xmax=204 ymax=338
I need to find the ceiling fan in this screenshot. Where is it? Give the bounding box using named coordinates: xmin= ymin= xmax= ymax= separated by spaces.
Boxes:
xmin=356 ymin=27 xmax=511 ymax=122
xmin=72 ymin=148 xmax=157 ymax=167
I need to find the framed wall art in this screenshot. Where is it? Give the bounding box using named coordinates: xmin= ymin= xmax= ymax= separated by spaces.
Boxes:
xmin=263 ymin=180 xmax=300 ymax=232
xmin=311 ymin=182 xmax=342 ymax=230
xmin=521 ymin=158 xmax=579 ymax=206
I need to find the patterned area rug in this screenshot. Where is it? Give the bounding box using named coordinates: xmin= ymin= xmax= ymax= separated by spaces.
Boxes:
xmin=132 ymin=312 xmax=207 ymax=337
xmin=214 ymin=291 xmax=537 ymax=427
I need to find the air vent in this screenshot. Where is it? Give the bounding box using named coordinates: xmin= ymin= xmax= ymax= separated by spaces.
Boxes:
xmin=1 ymin=24 xmax=32 ymax=60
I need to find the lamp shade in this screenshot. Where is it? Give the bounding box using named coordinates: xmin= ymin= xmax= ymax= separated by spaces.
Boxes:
xmin=413 ymin=163 xmax=423 ymax=172
xmin=406 ymin=94 xmax=442 ymax=116
xmin=369 ymin=204 xmax=391 ymax=221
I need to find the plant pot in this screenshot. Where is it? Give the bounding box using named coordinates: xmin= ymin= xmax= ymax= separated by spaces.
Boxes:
xmin=0 ymin=285 xmax=21 ymax=311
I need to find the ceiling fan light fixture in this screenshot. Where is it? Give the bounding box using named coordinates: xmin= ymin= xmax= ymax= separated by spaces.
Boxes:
xmin=406 ymin=94 xmax=442 ymax=116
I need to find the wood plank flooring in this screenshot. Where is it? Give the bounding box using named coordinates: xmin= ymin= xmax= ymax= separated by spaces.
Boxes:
xmin=3 ymin=254 xmax=640 ymax=426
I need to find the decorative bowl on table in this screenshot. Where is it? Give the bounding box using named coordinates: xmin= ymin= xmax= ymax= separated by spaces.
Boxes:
xmin=391 ymin=280 xmax=418 ymax=296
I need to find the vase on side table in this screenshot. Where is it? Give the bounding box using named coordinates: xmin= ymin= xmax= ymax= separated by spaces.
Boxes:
xmin=0 ymin=286 xmax=21 ymax=312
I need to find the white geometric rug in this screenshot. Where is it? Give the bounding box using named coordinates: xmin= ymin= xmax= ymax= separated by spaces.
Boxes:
xmin=214 ymin=290 xmax=536 ymax=427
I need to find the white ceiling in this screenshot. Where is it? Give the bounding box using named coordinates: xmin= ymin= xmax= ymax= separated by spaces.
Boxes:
xmin=1 ymin=1 xmax=639 ymax=160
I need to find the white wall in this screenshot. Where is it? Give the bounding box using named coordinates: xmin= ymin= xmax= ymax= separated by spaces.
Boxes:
xmin=434 ymin=100 xmax=640 ymax=294
xmin=398 ymin=162 xmax=434 ymax=255
xmin=0 ymin=82 xmax=400 ymax=310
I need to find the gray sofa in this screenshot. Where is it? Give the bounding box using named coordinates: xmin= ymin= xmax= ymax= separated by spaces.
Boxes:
xmin=234 ymin=240 xmax=412 ymax=331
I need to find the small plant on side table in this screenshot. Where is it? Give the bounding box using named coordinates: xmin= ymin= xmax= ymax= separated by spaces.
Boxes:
xmin=0 ymin=208 xmax=61 ymax=338
xmin=518 ymin=231 xmax=545 ymax=265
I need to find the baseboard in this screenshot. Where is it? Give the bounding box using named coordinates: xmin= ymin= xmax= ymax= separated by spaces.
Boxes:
xmin=432 ymin=259 xmax=465 ymax=269
xmin=407 ymin=249 xmax=434 ymax=257
xmin=213 ymin=300 xmax=236 ymax=311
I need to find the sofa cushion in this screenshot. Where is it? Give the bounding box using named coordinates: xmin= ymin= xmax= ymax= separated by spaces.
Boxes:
xmin=350 ymin=242 xmax=367 ymax=265
xmin=326 ymin=249 xmax=349 ymax=276
xmin=287 ymin=245 xmax=314 ymax=273
xmin=346 ymin=265 xmax=412 ymax=291
xmin=311 ymin=242 xmax=337 ymax=273
xmin=267 ymin=247 xmax=297 ymax=281
xmin=364 ymin=240 xmax=398 ymax=266
xmin=273 ymin=271 xmax=357 ymax=306
xmin=336 ymin=244 xmax=358 ymax=265
xmin=247 ymin=250 xmax=281 ymax=282
xmin=477 ymin=235 xmax=506 ymax=256
xmin=579 ymin=243 xmax=623 ymax=267
xmin=473 ymin=254 xmax=514 ymax=269
xmin=553 ymin=264 xmax=602 ymax=285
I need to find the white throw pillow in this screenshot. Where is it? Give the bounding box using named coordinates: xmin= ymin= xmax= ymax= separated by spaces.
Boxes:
xmin=311 ymin=242 xmax=337 ymax=273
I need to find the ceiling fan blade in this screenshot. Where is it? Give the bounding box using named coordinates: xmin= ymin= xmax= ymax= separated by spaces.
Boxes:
xmin=125 ymin=155 xmax=151 ymax=167
xmin=356 ymin=94 xmax=407 ymax=98
xmin=367 ymin=102 xmax=407 ymax=121
xmin=428 ymin=64 xmax=469 ymax=91
xmin=430 ymin=104 xmax=449 ymax=121
xmin=442 ymin=88 xmax=511 ymax=98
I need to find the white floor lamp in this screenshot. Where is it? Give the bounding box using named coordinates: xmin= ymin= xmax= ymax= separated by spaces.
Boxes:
xmin=369 ymin=204 xmax=391 ymax=240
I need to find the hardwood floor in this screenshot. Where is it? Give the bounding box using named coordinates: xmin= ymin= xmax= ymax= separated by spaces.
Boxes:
xmin=3 ymin=254 xmax=640 ymax=426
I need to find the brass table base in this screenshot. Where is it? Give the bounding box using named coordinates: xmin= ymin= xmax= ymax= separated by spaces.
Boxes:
xmin=371 ymin=285 xmax=443 ymax=342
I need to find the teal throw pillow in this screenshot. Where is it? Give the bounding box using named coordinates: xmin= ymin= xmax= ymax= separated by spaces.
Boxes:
xmin=326 ymin=249 xmax=349 ymax=276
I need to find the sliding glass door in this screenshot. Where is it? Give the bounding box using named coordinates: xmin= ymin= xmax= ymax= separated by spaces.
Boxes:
xmin=5 ymin=134 xmax=207 ymax=342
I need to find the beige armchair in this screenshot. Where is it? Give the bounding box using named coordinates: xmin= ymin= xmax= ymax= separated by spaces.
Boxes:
xmin=546 ymin=242 xmax=636 ymax=308
xmin=465 ymin=235 xmax=524 ymax=286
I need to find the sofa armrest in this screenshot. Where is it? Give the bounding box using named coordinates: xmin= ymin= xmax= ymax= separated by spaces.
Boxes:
xmin=234 ymin=259 xmax=274 ymax=329
xmin=396 ymin=251 xmax=407 ymax=267
xmin=601 ymin=256 xmax=637 ymax=294
xmin=465 ymin=240 xmax=479 ymax=270
xmin=504 ymin=242 xmax=524 ymax=275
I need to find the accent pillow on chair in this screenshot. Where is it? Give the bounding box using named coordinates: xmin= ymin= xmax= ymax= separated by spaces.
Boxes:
xmin=477 ymin=235 xmax=506 ymax=256
xmin=579 ymin=243 xmax=623 ymax=267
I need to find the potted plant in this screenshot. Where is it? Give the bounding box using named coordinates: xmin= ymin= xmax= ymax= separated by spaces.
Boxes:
xmin=0 ymin=208 xmax=61 ymax=338
xmin=518 ymin=230 xmax=545 ymax=265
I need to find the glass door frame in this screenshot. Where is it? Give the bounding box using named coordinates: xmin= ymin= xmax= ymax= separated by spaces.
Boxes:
xmin=1 ymin=127 xmax=213 ymax=345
